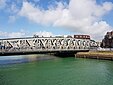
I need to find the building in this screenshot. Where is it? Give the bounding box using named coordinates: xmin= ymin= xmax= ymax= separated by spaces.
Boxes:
xmin=101 ymin=31 xmax=113 ymax=48
xmin=74 ymin=35 xmax=90 ymax=39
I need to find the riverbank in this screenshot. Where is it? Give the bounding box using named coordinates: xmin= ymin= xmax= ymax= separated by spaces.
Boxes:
xmin=76 ymin=51 xmax=113 ymax=60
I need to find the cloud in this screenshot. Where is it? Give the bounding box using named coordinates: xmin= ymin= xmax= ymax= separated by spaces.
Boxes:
xmin=19 ymin=1 xmax=65 ymax=25
xmin=0 ymin=30 xmax=55 ymax=38
xmin=19 ymin=0 xmax=113 ymax=40
xmin=0 ymin=0 xmax=6 ymax=9
xmin=0 ymin=31 xmax=26 ymax=38
xmin=10 ymin=2 xmax=20 ymax=14
xmin=33 ymin=31 xmax=53 ymax=37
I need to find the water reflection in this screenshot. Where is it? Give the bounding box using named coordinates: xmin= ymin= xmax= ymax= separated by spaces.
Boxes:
xmin=0 ymin=54 xmax=57 ymax=64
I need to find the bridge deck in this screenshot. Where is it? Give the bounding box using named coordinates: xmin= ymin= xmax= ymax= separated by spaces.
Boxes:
xmin=0 ymin=49 xmax=89 ymax=56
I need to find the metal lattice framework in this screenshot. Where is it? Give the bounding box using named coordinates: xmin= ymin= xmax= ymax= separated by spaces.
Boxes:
xmin=0 ymin=37 xmax=98 ymax=54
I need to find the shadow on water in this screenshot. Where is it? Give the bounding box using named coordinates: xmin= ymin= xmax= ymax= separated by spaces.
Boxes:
xmin=54 ymin=52 xmax=76 ymax=58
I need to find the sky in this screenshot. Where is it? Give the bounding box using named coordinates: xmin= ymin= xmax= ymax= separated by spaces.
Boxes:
xmin=0 ymin=0 xmax=113 ymax=41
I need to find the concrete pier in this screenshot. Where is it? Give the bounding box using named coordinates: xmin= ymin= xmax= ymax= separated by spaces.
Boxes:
xmin=76 ymin=51 xmax=113 ymax=60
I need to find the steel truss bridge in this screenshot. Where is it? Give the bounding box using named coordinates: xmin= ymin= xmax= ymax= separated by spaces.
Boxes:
xmin=0 ymin=37 xmax=98 ymax=55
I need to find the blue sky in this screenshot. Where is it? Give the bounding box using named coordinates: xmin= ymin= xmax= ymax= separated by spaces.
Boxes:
xmin=0 ymin=0 xmax=113 ymax=40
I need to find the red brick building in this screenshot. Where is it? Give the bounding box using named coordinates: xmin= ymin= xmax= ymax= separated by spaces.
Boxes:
xmin=74 ymin=35 xmax=90 ymax=39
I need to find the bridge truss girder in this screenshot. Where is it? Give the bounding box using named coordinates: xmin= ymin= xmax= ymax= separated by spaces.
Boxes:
xmin=0 ymin=37 xmax=98 ymax=54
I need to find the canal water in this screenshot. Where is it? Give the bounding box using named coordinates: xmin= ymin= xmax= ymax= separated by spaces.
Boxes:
xmin=0 ymin=55 xmax=113 ymax=85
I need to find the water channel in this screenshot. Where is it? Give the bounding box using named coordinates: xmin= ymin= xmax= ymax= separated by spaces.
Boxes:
xmin=0 ymin=54 xmax=113 ymax=85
